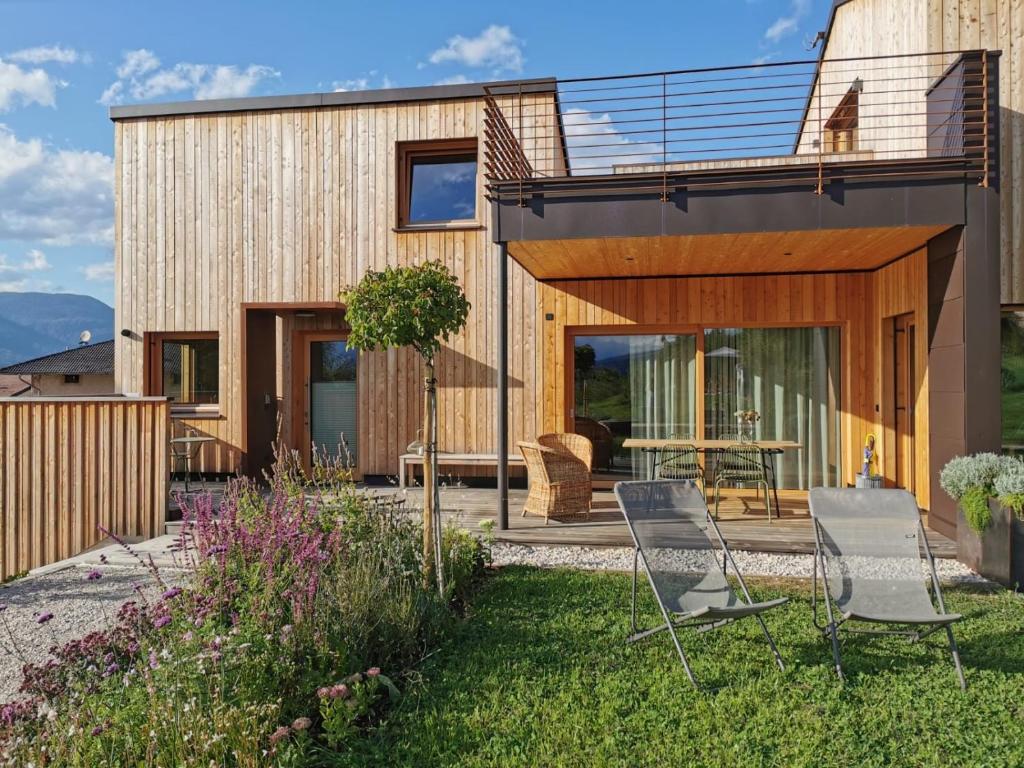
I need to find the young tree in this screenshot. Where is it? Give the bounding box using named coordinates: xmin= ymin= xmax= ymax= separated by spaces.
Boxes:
xmin=342 ymin=260 xmax=470 ymax=590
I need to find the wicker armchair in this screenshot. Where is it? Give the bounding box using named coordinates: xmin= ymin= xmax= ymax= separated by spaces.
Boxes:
xmin=518 ymin=433 xmax=594 ymax=523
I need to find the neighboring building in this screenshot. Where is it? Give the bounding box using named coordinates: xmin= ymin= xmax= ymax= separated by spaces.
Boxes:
xmin=0 ymin=375 xmax=30 ymax=398
xmin=110 ymin=13 xmax=1005 ymax=538
xmin=0 ymin=340 xmax=115 ymax=396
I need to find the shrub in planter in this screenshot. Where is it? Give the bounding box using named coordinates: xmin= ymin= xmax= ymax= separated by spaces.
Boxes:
xmin=939 ymin=453 xmax=1019 ymax=533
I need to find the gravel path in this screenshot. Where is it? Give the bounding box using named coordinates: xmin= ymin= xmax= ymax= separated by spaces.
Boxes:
xmin=0 ymin=564 xmax=188 ymax=703
xmin=491 ymin=543 xmax=987 ymax=583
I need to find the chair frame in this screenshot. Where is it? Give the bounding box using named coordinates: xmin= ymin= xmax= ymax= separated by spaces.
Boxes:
xmin=810 ymin=508 xmax=967 ymax=690
xmin=712 ymin=444 xmax=774 ymax=523
xmin=620 ymin=481 xmax=787 ymax=688
xmin=654 ymin=444 xmax=705 ymax=494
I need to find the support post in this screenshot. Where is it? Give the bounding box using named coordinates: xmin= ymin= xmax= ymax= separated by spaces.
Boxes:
xmin=497 ymin=242 xmax=509 ymax=530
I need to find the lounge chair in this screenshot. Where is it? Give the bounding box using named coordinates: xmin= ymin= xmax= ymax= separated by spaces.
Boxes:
xmin=614 ymin=480 xmax=788 ymax=688
xmin=808 ymin=488 xmax=967 ymax=689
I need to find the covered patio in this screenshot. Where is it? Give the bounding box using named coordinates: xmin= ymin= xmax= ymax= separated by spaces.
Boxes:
xmin=379 ymin=485 xmax=957 ymax=557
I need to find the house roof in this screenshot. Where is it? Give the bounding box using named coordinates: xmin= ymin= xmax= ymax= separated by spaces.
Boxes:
xmin=0 ymin=375 xmax=30 ymax=397
xmin=108 ymin=76 xmax=557 ymax=121
xmin=0 ymin=340 xmax=114 ymax=376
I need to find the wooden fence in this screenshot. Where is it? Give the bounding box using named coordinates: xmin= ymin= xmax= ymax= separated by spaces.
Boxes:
xmin=0 ymin=397 xmax=169 ymax=580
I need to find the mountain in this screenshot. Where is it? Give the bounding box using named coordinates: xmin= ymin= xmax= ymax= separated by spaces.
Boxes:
xmin=0 ymin=293 xmax=114 ymax=367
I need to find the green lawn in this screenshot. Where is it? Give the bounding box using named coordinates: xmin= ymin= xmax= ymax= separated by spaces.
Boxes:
xmin=356 ymin=567 xmax=1024 ymax=768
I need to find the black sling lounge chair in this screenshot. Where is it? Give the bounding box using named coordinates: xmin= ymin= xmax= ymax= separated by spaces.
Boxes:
xmin=809 ymin=488 xmax=967 ymax=690
xmin=614 ymin=480 xmax=788 ymax=688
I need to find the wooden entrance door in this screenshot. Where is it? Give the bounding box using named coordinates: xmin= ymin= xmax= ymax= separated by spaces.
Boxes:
xmin=893 ymin=313 xmax=916 ymax=493
xmin=291 ymin=331 xmax=359 ymax=476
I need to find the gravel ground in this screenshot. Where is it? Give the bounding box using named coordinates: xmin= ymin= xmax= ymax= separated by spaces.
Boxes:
xmin=0 ymin=565 xmax=188 ymax=703
xmin=491 ymin=542 xmax=987 ymax=583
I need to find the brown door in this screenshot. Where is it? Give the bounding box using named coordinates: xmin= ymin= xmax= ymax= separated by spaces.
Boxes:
xmin=894 ymin=313 xmax=916 ymax=493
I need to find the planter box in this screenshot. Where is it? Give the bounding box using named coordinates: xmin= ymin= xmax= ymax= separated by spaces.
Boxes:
xmin=957 ymin=500 xmax=1024 ymax=589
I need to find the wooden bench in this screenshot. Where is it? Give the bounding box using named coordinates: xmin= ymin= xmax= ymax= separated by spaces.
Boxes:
xmin=398 ymin=452 xmax=525 ymax=489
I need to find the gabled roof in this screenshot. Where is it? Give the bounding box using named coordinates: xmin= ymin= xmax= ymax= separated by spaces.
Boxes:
xmin=0 ymin=340 xmax=114 ymax=376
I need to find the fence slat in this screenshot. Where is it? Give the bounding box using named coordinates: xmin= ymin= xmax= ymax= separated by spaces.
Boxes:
xmin=0 ymin=398 xmax=169 ymax=579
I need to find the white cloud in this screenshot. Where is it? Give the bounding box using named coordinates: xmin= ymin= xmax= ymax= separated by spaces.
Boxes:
xmin=434 ymin=74 xmax=472 ymax=86
xmin=764 ymin=0 xmax=811 ymax=43
xmin=427 ymin=25 xmax=523 ymax=73
xmin=752 ymin=53 xmax=775 ymax=66
xmin=332 ymin=71 xmax=394 ymax=93
xmin=0 ymin=248 xmax=50 ymax=273
xmin=0 ymin=124 xmax=113 ymax=246
xmin=116 ymin=49 xmax=159 ymax=79
xmin=82 ymin=261 xmax=114 ymax=281
xmin=101 ymin=50 xmax=278 ymax=104
xmin=562 ymin=108 xmax=660 ymax=174
xmin=0 ymin=58 xmax=62 ymax=111
xmin=7 ymin=45 xmax=82 ymax=65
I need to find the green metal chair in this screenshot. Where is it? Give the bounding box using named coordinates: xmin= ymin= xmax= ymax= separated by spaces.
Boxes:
xmin=713 ymin=443 xmax=774 ymax=522
xmin=656 ymin=444 xmax=705 ymax=495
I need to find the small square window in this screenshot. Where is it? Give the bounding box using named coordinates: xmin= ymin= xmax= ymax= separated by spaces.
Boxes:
xmin=63 ymin=374 xmax=80 ymax=384
xmin=398 ymin=139 xmax=478 ymax=228
xmin=146 ymin=334 xmax=219 ymax=406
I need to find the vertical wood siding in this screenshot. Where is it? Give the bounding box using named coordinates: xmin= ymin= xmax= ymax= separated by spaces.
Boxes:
xmin=0 ymin=398 xmax=169 ymax=580
xmin=535 ymin=251 xmax=931 ymax=507
xmin=114 ymin=96 xmax=554 ymax=475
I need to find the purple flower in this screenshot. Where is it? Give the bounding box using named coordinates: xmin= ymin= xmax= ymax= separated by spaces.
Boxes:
xmin=90 ymin=725 xmax=104 ymax=737
xmin=153 ymin=615 xmax=171 ymax=629
xmin=317 ymin=686 xmax=331 ymax=699
xmin=330 ymin=684 xmax=349 ymax=699
xmin=103 ymin=652 xmax=115 ymax=665
xmin=149 ymin=650 xmax=159 ymax=670
xmin=182 ymin=631 xmax=194 ymax=642
xmin=162 ymin=587 xmax=182 ymax=600
xmin=269 ymin=725 xmax=291 ymax=744
xmin=85 ymin=570 xmax=103 ymax=581
xmin=102 ymin=663 xmax=120 ymax=677
xmin=35 ymin=612 xmax=54 ymax=625
xmin=291 ymin=717 xmax=311 ymax=732
xmin=366 ymin=667 xmax=381 ymax=678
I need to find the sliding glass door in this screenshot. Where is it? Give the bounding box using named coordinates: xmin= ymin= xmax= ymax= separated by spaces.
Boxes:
xmin=573 ymin=333 xmax=697 ymax=478
xmin=704 ymin=326 xmax=841 ymax=489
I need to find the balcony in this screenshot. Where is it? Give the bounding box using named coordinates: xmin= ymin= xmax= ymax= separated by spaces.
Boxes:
xmin=484 ymin=50 xmax=995 ymax=204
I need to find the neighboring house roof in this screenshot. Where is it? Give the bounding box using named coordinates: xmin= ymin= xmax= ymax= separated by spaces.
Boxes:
xmin=109 ymin=77 xmax=557 ymax=121
xmin=0 ymin=375 xmax=30 ymax=397
xmin=0 ymin=340 xmax=114 ymax=376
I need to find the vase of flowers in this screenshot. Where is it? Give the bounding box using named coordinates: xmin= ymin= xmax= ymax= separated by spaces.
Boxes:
xmin=734 ymin=409 xmax=760 ymax=443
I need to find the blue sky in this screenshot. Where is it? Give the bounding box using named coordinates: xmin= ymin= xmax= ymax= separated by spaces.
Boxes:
xmin=0 ymin=0 xmax=830 ymax=306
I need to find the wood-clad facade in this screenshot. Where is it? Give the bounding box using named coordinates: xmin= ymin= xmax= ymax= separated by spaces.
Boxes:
xmin=817 ymin=0 xmax=1024 ymax=303
xmin=111 ymin=40 xmax=1001 ymax=541
xmin=113 ymin=90 xmax=555 ymax=477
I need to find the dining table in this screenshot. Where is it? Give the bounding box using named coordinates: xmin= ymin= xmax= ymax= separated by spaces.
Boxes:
xmin=620 ymin=438 xmax=803 ymax=513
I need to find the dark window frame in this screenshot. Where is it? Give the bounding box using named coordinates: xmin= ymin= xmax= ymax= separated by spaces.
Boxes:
xmin=396 ymin=138 xmax=479 ymax=230
xmin=144 ymin=331 xmax=220 ymax=413
xmin=63 ymin=374 xmax=80 ymax=384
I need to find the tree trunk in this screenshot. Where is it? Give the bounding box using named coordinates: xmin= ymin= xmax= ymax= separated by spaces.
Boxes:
xmin=422 ymin=364 xmax=436 ymax=585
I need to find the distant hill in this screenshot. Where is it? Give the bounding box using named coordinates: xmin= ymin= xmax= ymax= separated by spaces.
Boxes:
xmin=0 ymin=293 xmax=114 ymax=367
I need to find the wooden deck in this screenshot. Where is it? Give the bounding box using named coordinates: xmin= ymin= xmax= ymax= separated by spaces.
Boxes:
xmin=374 ymin=486 xmax=959 ymax=559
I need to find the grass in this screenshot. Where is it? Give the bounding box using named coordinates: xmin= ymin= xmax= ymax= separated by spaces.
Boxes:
xmin=355 ymin=567 xmax=1024 ymax=768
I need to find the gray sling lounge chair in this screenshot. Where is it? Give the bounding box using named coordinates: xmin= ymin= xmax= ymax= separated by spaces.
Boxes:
xmin=614 ymin=480 xmax=788 ymax=688
xmin=809 ymin=488 xmax=966 ymax=689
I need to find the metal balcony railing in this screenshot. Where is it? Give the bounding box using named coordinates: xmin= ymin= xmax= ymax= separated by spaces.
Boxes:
xmin=484 ymin=50 xmax=994 ymax=200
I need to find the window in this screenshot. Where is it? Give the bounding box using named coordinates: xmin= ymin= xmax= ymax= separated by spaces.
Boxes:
xmin=397 ymin=139 xmax=478 ymax=228
xmin=824 ymin=85 xmax=860 ymax=153
xmin=573 ymin=333 xmax=697 ymax=478
xmin=63 ymin=374 xmax=80 ymax=384
xmin=704 ymin=327 xmax=841 ymax=489
xmin=146 ymin=334 xmax=219 ymax=408
xmin=1001 ymin=311 xmax=1024 ymax=454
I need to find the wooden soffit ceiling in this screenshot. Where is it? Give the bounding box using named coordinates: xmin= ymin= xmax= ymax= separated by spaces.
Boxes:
xmin=507 ymin=226 xmax=950 ymax=280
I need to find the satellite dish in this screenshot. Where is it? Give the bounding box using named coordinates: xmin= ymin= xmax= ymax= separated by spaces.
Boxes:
xmin=79 ymin=330 xmax=92 ymax=345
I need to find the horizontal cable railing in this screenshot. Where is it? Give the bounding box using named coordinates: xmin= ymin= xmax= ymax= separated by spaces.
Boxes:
xmin=483 ymin=50 xmax=992 ymax=197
